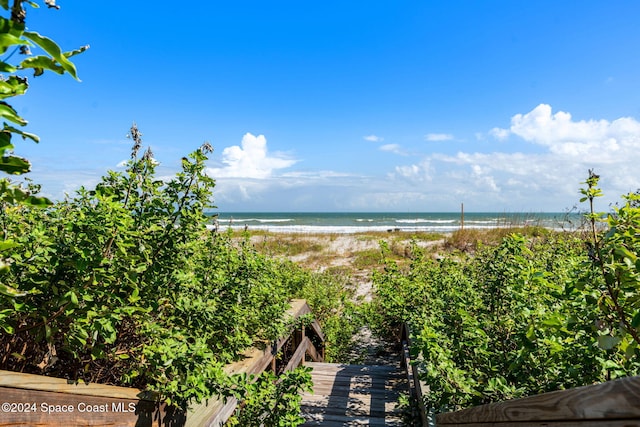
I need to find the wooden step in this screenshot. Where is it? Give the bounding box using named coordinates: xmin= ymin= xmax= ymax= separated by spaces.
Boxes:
xmin=300 ymin=361 xmax=408 ymax=426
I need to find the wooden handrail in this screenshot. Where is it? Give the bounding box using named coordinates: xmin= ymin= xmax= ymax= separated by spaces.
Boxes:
xmin=436 ymin=375 xmax=640 ymax=426
xmin=400 ymin=322 xmax=430 ymax=427
xmin=186 ymin=299 xmax=325 ymax=426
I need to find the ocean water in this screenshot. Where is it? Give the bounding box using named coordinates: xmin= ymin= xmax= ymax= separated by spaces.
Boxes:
xmin=207 ymin=212 xmax=581 ymax=234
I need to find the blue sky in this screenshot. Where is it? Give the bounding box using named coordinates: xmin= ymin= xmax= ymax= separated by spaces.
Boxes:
xmin=9 ymin=1 xmax=640 ymax=212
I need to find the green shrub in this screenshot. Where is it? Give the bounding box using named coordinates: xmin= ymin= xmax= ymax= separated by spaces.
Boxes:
xmin=371 ymin=175 xmax=640 ymax=414
xmin=0 ymin=127 xmax=311 ymax=414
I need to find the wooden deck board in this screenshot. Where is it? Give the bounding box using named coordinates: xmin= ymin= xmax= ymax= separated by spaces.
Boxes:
xmin=437 ymin=375 xmax=640 ymax=426
xmin=300 ymin=361 xmax=408 ymax=426
xmin=302 ymin=411 xmax=404 ymax=426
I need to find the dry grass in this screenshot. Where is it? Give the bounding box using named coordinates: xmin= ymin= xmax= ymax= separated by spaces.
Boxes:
xmin=352 ymin=248 xmax=386 ymax=270
xmin=444 ymin=225 xmax=551 ymax=252
xmin=252 ymin=235 xmax=325 ymax=257
xmin=233 ymin=227 xmax=566 ymax=270
xmin=234 ymin=230 xmax=445 ymax=273
xmin=352 ymin=230 xmax=446 ymax=242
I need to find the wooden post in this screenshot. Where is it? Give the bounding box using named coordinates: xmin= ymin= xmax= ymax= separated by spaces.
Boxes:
xmin=461 ymin=203 xmax=464 ymax=230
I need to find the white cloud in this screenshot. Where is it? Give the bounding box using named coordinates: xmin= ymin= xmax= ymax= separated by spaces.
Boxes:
xmin=392 ymin=159 xmax=432 ymax=182
xmin=489 ymin=127 xmax=510 ymax=140
xmin=490 ymin=104 xmax=640 ymax=163
xmin=207 ymin=133 xmax=296 ymax=179
xmin=379 ymin=144 xmax=407 ymax=155
xmin=282 ymin=170 xmax=357 ymax=179
xmin=364 ymin=135 xmax=384 ymax=142
xmin=385 ymin=104 xmax=640 ymax=210
xmin=511 ymin=104 xmax=610 ymax=146
xmin=425 ymin=133 xmax=454 ymax=141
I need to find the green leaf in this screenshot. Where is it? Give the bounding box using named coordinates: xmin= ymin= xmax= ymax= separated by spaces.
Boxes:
xmin=4 ymin=125 xmax=39 ymax=142
xmin=23 ymin=31 xmax=79 ymax=80
xmin=24 ymin=194 xmax=50 ymax=206
xmin=19 ymin=47 xmax=88 ymax=76
xmin=19 ymin=55 xmax=64 ymax=76
xmin=0 ymin=102 xmax=27 ymax=126
xmin=542 ymin=314 xmax=562 ymax=328
xmin=64 ymin=44 xmax=89 ymax=59
xmin=0 ymin=32 xmax=26 ymax=54
xmin=70 ymin=291 xmax=78 ymax=305
xmin=128 ymin=286 xmax=140 ymax=303
xmin=0 ymin=17 xmax=25 ymax=53
xmin=0 ymin=154 xmax=30 ymax=174
xmin=0 ymin=1 xmax=8 ymax=10
xmin=0 ymin=76 xmax=28 ymax=99
xmin=631 ymin=311 xmax=640 ymax=328
xmin=597 ymin=335 xmax=621 ymax=350
xmin=0 ymin=283 xmax=27 ymax=297
xmin=0 ymin=61 xmax=17 ymax=73
xmin=0 ymin=240 xmax=18 ymax=251
xmin=0 ymin=131 xmax=12 ymax=151
xmin=525 ymin=323 xmax=536 ymax=341
xmin=600 ymin=359 xmax=620 ymax=369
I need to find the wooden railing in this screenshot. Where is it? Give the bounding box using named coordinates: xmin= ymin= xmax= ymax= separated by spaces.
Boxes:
xmin=0 ymin=299 xmax=324 ymax=427
xmin=180 ymin=299 xmax=325 ymax=426
xmin=400 ymin=322 xmax=430 ymax=427
xmin=436 ymin=375 xmax=640 ymax=426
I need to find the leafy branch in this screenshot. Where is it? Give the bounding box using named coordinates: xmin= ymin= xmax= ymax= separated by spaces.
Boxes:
xmin=580 ymin=170 xmax=640 ymax=351
xmin=0 ymin=0 xmax=86 ymax=290
xmin=0 ymin=0 xmax=87 ymax=204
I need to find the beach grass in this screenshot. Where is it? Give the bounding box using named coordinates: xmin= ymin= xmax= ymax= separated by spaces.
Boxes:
xmin=445 ymin=225 xmax=555 ymax=252
xmin=253 ymin=235 xmax=325 ymax=257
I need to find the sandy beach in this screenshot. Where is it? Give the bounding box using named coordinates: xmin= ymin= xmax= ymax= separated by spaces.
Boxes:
xmin=246 ymin=231 xmax=447 ymax=364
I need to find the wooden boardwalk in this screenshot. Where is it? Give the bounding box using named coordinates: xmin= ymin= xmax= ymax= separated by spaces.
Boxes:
xmin=300 ymin=362 xmax=408 ymax=426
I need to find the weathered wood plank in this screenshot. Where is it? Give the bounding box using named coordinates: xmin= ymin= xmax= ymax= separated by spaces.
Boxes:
xmin=308 ymin=371 xmax=406 ymax=383
xmin=308 ymin=373 xmax=406 ymax=383
xmin=437 ymin=375 xmax=640 ymax=425
xmin=0 ymin=370 xmax=154 ymax=400
xmin=303 ymin=387 xmax=403 ymax=399
xmin=301 ymin=420 xmax=403 ymax=427
xmin=307 ymin=370 xmax=403 ymax=380
xmin=305 ymin=362 xmax=398 ymax=374
xmin=301 ymin=411 xmax=403 ymax=426
xmin=435 ymin=421 xmax=640 ymax=427
xmin=285 ymin=337 xmax=310 ymax=372
xmin=300 ymin=393 xmax=403 ymax=416
xmin=307 ymin=374 xmax=406 ymax=385
xmin=306 ymin=370 xmax=406 ymax=382
xmin=300 ymin=361 xmax=408 ymax=427
xmin=308 ymin=318 xmax=325 ymax=343
xmin=402 ymin=339 xmax=415 ymax=395
xmin=402 ymin=322 xmax=429 ymax=427
xmin=0 ymin=385 xmax=181 ymax=427
xmin=305 ymin=336 xmax=323 ymax=362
